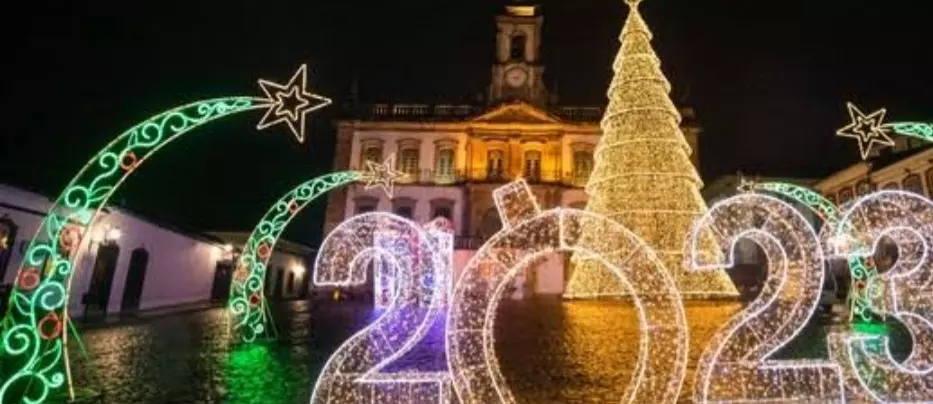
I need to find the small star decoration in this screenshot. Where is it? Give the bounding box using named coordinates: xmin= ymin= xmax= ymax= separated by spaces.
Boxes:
xmin=362 ymin=154 xmax=407 ymax=197
xmin=736 ymin=176 xmax=756 ymax=193
xmin=836 ymin=102 xmax=895 ymax=160
xmin=256 ymin=64 xmax=332 ymax=143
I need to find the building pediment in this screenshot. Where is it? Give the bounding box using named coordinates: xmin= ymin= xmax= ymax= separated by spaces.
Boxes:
xmin=470 ymin=102 xmax=561 ymax=125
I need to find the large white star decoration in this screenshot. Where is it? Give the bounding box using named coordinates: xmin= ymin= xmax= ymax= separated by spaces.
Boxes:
xmin=256 ymin=64 xmax=332 ymax=143
xmin=361 ymin=154 xmax=407 ymax=197
xmin=836 ymin=102 xmax=895 ymax=160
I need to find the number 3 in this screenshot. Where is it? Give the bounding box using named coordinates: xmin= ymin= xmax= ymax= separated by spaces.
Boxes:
xmin=828 ymin=190 xmax=933 ymax=402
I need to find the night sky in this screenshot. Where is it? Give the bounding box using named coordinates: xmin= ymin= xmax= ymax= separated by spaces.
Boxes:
xmin=1 ymin=0 xmax=931 ymax=245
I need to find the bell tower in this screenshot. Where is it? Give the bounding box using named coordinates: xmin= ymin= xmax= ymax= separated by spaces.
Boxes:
xmin=488 ymin=3 xmax=548 ymax=106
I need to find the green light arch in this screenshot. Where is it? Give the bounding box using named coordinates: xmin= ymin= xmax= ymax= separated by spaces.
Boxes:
xmin=892 ymin=122 xmax=933 ymax=143
xmin=229 ymin=171 xmax=362 ymax=343
xmin=754 ymin=182 xmax=883 ymax=326
xmin=0 ymin=97 xmax=266 ymax=404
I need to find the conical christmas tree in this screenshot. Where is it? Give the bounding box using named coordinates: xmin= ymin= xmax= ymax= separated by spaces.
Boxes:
xmin=565 ymin=0 xmax=737 ymax=299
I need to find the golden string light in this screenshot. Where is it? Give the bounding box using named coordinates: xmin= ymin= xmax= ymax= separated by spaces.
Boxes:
xmin=688 ymin=193 xmax=845 ymax=402
xmin=827 ymin=190 xmax=933 ymax=402
xmin=310 ymin=213 xmax=451 ymax=403
xmin=446 ymin=180 xmax=688 ymax=403
xmin=565 ymin=0 xmax=737 ymax=299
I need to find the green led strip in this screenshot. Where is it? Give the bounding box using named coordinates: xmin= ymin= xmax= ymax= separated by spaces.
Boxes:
xmin=755 ymin=182 xmax=883 ymax=326
xmin=890 ymin=122 xmax=933 ymax=143
xmin=0 ymin=97 xmax=264 ymax=403
xmin=229 ymin=171 xmax=362 ymax=343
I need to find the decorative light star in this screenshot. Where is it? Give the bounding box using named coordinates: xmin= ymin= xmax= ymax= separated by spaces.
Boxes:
xmin=836 ymin=102 xmax=896 ymax=160
xmin=362 ymin=154 xmax=407 ymax=198
xmin=256 ymin=64 xmax=332 ymax=143
xmin=736 ymin=176 xmax=756 ymax=193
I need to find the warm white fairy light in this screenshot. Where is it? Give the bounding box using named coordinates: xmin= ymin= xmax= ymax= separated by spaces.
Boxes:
xmin=688 ymin=193 xmax=845 ymax=403
xmin=256 ymin=64 xmax=332 ymax=143
xmin=826 ymin=190 xmax=933 ymax=403
xmin=565 ymin=0 xmax=737 ymax=299
xmin=310 ymin=212 xmax=451 ymax=403
xmin=836 ymin=102 xmax=896 ymax=160
xmin=447 ymin=180 xmax=688 ymax=404
xmin=422 ymin=217 xmax=454 ymax=308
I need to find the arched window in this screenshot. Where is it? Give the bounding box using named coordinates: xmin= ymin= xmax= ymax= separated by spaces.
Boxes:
xmin=524 ymin=150 xmax=542 ymax=181
xmin=573 ymin=150 xmax=594 ymax=185
xmin=286 ymin=271 xmax=295 ymax=295
xmin=435 ymin=148 xmax=455 ymax=183
xmin=120 ymin=247 xmax=149 ymax=311
xmin=398 ymin=147 xmax=420 ymax=180
xmin=393 ymin=197 xmax=417 ymax=220
xmin=510 ymin=33 xmax=527 ymax=60
xmin=354 ymin=197 xmax=379 ymax=214
xmin=360 ymin=140 xmax=384 ymax=168
xmin=0 ymin=215 xmax=18 ymax=283
xmin=855 ymin=180 xmax=873 ymax=196
xmin=926 ymin=168 xmax=933 ymax=196
xmin=430 ymin=198 xmax=455 ymax=222
xmin=903 ymin=173 xmax=924 ymax=195
xmin=837 ymin=187 xmax=854 ymax=204
xmin=87 ymin=242 xmax=121 ymax=316
xmin=487 ymin=150 xmax=505 ymax=180
xmin=481 ymin=208 xmax=502 ymax=240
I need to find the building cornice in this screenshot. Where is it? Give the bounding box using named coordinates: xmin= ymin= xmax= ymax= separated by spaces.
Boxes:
xmin=814 ymin=162 xmax=870 ymax=193
xmin=815 ymin=147 xmax=933 ymax=193
xmin=335 ymin=120 xmax=600 ymax=135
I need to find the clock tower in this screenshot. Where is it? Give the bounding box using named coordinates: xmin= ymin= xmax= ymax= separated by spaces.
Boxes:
xmin=488 ymin=2 xmax=548 ymax=106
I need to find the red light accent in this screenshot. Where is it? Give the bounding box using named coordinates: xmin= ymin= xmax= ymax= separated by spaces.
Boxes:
xmin=257 ymin=243 xmax=271 ymax=259
xmin=38 ymin=312 xmax=63 ymax=341
xmin=58 ymin=226 xmax=82 ymax=252
xmin=17 ymin=268 xmax=41 ymax=291
xmin=120 ymin=151 xmax=138 ymax=171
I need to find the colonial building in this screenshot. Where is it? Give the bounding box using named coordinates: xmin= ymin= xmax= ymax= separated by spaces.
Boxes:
xmin=814 ymin=144 xmax=933 ymax=205
xmin=0 ymin=184 xmax=310 ymax=319
xmin=323 ymin=4 xmax=703 ymax=294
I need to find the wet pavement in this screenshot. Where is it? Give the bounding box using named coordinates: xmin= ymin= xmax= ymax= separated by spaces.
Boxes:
xmin=65 ymin=298 xmax=856 ymax=403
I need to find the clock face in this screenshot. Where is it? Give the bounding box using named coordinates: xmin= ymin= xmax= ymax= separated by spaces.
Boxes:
xmin=505 ymin=68 xmax=528 ymax=88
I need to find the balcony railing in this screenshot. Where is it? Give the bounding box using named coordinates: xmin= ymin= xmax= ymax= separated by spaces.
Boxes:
xmin=368 ymin=103 xmax=479 ymax=121
xmin=350 ymin=167 xmax=591 ymax=187
xmin=554 ymin=106 xmax=603 ymax=122
xmin=455 ymin=236 xmax=484 ymax=250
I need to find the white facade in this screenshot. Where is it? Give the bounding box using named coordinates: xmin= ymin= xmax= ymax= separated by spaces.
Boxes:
xmin=210 ymin=232 xmax=313 ymax=301
xmin=0 ymin=184 xmax=309 ymax=318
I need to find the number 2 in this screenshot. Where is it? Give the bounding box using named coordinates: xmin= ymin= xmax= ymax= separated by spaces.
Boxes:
xmin=310 ymin=213 xmax=453 ymax=403
xmin=688 ymin=193 xmax=844 ymax=403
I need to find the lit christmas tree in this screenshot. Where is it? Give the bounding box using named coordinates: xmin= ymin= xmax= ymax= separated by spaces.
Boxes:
xmin=565 ymin=0 xmax=737 ymax=299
